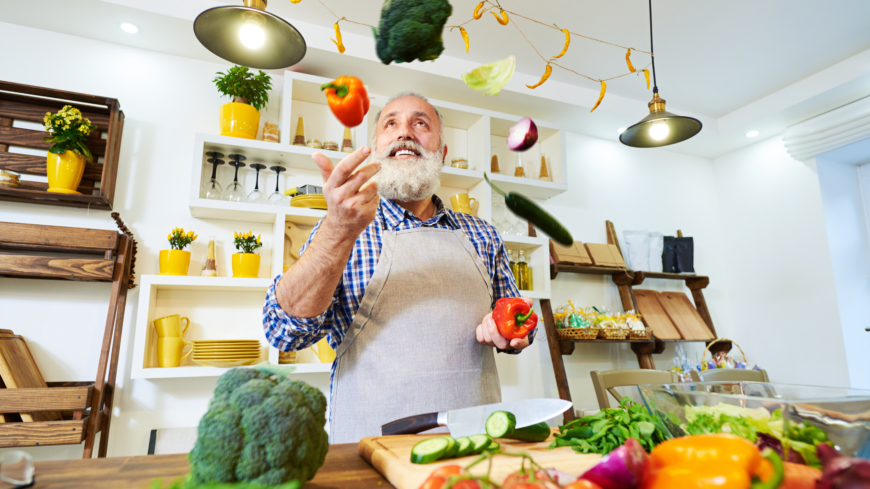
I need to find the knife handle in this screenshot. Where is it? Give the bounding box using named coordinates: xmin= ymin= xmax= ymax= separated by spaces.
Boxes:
xmin=381 ymin=412 xmax=439 ymax=436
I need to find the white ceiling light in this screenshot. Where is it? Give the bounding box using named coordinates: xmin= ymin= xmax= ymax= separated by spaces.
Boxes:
xmin=746 ymin=130 xmax=760 ymax=138
xmin=120 ymin=23 xmax=139 ymax=34
xmin=649 ymin=123 xmax=670 ymax=141
xmin=618 ymin=127 xmax=627 ymax=135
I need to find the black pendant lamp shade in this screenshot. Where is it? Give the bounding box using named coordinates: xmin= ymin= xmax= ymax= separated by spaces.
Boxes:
xmin=619 ymin=0 xmax=701 ymax=148
xmin=194 ymin=0 xmax=307 ymax=70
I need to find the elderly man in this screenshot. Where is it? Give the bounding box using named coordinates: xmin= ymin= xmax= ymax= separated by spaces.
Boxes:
xmin=263 ymin=91 xmax=534 ymax=443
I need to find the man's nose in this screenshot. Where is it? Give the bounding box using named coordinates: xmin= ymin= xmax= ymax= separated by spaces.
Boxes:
xmin=396 ymin=122 xmax=415 ymax=141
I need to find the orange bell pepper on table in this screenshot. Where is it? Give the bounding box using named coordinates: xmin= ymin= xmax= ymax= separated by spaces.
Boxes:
xmin=642 ymin=434 xmax=784 ymax=489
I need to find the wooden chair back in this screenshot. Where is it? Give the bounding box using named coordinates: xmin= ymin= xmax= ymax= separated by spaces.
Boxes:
xmin=148 ymin=427 xmax=199 ymax=455
xmin=591 ymin=369 xmax=678 ymax=409
xmin=690 ymin=368 xmax=770 ymax=383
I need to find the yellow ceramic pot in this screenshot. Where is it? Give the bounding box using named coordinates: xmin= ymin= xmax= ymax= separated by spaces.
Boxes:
xmin=232 ymin=253 xmax=260 ymax=278
xmin=159 ymin=250 xmax=191 ymax=276
xmin=46 ymin=150 xmax=86 ymax=194
xmin=219 ymin=102 xmax=260 ymax=139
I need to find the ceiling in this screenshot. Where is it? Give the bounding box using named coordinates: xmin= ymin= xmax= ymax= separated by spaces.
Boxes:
xmin=3 ymin=0 xmax=870 ymax=159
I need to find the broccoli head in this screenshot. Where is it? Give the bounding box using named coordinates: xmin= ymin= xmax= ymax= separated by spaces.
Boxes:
xmin=375 ymin=0 xmax=453 ymax=64
xmin=188 ymin=369 xmax=329 ymax=486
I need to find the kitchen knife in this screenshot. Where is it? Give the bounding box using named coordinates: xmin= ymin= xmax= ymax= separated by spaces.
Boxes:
xmin=381 ymin=398 xmax=572 ymax=438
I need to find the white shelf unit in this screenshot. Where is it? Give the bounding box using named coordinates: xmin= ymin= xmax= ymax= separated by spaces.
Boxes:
xmin=131 ymin=275 xmax=333 ymax=379
xmin=140 ymin=71 xmax=572 ymax=379
xmin=503 ymin=236 xmax=551 ymax=300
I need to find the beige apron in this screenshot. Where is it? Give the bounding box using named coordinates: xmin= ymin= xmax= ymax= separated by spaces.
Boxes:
xmin=329 ymin=226 xmax=502 ymax=443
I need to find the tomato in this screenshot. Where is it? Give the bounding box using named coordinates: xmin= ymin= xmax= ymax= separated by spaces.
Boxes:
xmin=452 ymin=480 xmax=482 ymax=489
xmin=418 ymin=476 xmax=447 ymax=489
xmin=502 ymin=469 xmax=560 ymax=489
xmin=431 ymin=465 xmax=463 ymax=478
xmin=563 ymin=481 xmax=604 ymax=489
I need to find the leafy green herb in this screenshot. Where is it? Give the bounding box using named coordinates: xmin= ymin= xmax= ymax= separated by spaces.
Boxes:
xmin=548 ymin=397 xmax=670 ymax=454
xmin=213 ymin=66 xmax=272 ymax=111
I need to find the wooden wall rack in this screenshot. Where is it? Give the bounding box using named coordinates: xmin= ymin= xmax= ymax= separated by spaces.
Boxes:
xmin=534 ymin=221 xmax=730 ymax=424
xmin=0 ymin=80 xmax=124 ymax=210
xmin=0 ymin=218 xmax=135 ymax=457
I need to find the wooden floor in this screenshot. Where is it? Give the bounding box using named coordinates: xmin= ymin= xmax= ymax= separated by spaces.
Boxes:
xmin=30 ymin=444 xmax=392 ymax=489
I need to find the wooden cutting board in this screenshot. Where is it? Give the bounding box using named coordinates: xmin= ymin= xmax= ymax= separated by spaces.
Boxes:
xmin=0 ymin=330 xmax=61 ymax=422
xmin=633 ymin=290 xmax=682 ymax=340
xmin=359 ymin=430 xmax=601 ymax=489
xmin=656 ymin=292 xmax=714 ymax=340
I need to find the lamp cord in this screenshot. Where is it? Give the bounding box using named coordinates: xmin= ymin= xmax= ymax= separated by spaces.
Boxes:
xmin=649 ymin=0 xmax=658 ymax=94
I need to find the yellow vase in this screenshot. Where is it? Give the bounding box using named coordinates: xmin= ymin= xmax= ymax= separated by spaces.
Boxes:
xmin=46 ymin=150 xmax=86 ymax=194
xmin=159 ymin=250 xmax=191 ymax=276
xmin=219 ymin=103 xmax=260 ymax=139
xmin=232 ymin=253 xmax=260 ymax=278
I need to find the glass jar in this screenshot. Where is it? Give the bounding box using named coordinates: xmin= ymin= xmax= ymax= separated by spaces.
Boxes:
xmin=322 ymin=141 xmax=338 ymax=151
xmin=451 ymin=158 xmax=469 ymax=169
xmin=306 ymin=139 xmax=322 ymax=149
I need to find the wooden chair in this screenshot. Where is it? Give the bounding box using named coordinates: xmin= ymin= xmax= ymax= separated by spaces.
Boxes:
xmin=0 ymin=217 xmax=136 ymax=458
xmin=690 ymin=368 xmax=769 ymax=383
xmin=591 ymin=369 xmax=678 ymax=409
xmin=148 ymin=427 xmax=198 ymax=455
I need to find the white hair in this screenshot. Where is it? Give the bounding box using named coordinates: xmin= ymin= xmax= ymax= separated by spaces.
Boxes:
xmin=374 ymin=91 xmax=444 ymax=148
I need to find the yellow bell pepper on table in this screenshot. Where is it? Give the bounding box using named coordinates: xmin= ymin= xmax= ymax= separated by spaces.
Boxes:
xmin=642 ymin=434 xmax=783 ymax=489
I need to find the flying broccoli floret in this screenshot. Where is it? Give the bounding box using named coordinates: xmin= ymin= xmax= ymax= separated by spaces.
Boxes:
xmin=375 ymin=0 xmax=453 ymax=64
xmin=188 ymin=369 xmax=329 ymax=486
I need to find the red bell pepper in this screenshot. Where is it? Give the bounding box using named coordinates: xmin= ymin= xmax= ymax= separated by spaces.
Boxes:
xmin=320 ymin=75 xmax=369 ymax=128
xmin=492 ymin=298 xmax=538 ymax=340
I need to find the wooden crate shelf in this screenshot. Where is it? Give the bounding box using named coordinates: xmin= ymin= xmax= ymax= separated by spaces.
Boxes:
xmin=0 ymin=416 xmax=91 ymax=448
xmin=0 ymin=81 xmax=124 ymax=210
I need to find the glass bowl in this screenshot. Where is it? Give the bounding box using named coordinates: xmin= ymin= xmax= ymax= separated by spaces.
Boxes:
xmin=638 ymin=381 xmax=870 ymax=459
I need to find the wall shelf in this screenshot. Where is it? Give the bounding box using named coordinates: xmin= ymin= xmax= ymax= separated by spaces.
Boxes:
xmin=134 ymin=362 xmax=331 ymax=380
xmin=489 ymin=173 xmax=568 ymax=200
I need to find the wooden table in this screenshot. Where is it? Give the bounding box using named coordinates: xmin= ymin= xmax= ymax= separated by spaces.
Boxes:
xmin=29 ymin=444 xmax=392 ymax=489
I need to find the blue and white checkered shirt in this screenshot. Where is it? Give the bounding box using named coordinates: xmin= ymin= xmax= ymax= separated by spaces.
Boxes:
xmin=262 ymin=196 xmax=533 ymax=391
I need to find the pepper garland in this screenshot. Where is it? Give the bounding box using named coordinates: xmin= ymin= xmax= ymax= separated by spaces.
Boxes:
xmin=290 ymin=0 xmax=652 ymax=112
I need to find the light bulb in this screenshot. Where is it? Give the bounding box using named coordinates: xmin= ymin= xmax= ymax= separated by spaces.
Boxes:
xmin=239 ymin=24 xmax=265 ymax=49
xmin=649 ymin=124 xmax=669 ymax=141
xmin=746 ymin=130 xmax=759 ymax=138
xmin=120 ymin=23 xmax=139 ymax=34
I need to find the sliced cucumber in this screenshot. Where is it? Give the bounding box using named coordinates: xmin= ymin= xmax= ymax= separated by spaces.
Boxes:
xmin=440 ymin=436 xmax=458 ymax=459
xmin=410 ymin=437 xmax=449 ymax=464
xmin=506 ymin=421 xmax=551 ymax=442
xmin=469 ymin=434 xmax=492 ymax=454
xmin=454 ymin=437 xmax=473 ymax=457
xmin=485 ymin=411 xmax=517 ymax=438
xmin=486 ymin=441 xmax=500 ymax=453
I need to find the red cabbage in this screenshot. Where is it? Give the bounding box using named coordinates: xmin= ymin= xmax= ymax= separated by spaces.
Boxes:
xmin=756 ymin=432 xmax=806 ymax=465
xmin=507 ymin=117 xmax=538 ymax=151
xmin=817 ymin=443 xmax=870 ymax=489
xmin=580 ymin=438 xmax=648 ymax=489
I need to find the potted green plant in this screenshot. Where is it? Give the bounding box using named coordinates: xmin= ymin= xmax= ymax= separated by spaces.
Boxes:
xmin=159 ymin=227 xmax=197 ymax=276
xmin=232 ymin=231 xmax=263 ymax=278
xmin=42 ymin=105 xmax=98 ymax=194
xmin=214 ymin=65 xmax=272 ymax=140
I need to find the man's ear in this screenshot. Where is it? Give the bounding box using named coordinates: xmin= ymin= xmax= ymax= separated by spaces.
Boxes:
xmin=442 ymin=144 xmax=449 ymax=164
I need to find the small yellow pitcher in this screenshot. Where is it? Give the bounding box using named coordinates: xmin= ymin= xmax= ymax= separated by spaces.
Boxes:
xmin=309 ymin=337 xmax=336 ymax=363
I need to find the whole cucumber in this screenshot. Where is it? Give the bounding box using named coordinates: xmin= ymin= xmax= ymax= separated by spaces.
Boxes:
xmin=484 ymin=173 xmax=574 ymax=247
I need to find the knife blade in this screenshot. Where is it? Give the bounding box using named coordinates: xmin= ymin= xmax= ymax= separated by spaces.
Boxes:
xmin=380 ymin=398 xmax=572 ymax=438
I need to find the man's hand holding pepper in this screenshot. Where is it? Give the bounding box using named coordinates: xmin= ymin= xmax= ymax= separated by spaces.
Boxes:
xmin=475 ymin=297 xmax=536 ymax=351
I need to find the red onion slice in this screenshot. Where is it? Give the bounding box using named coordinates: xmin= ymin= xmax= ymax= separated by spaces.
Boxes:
xmin=507 ymin=117 xmax=539 ymax=152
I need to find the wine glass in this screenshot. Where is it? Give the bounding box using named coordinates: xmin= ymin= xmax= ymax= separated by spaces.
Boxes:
xmin=269 ymin=166 xmax=288 ymax=206
xmin=222 ymin=154 xmax=246 ymax=202
xmin=246 ymin=163 xmax=268 ymax=204
xmin=201 ymin=151 xmax=225 ymax=200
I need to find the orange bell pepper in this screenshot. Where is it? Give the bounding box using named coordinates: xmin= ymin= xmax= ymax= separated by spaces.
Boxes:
xmin=320 ymin=76 xmax=369 ymax=128
xmin=492 ymin=298 xmax=538 ymax=340
xmin=644 ymin=434 xmax=783 ymax=489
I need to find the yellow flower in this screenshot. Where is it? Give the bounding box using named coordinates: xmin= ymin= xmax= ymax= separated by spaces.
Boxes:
xmin=234 ymin=232 xmax=239 ymax=239
xmin=247 ymin=231 xmax=253 ymax=238
xmin=256 ymin=235 xmax=261 ymax=244
xmin=167 ymin=234 xmax=172 ymax=241
xmin=192 ymin=234 xmax=198 ymax=241
xmin=187 ymin=231 xmax=194 ymax=237
xmin=63 ymin=125 xmax=69 ymax=130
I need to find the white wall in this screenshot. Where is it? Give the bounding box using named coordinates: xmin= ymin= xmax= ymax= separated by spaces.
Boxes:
xmin=712 ymin=137 xmax=851 ymax=387
xmin=1 ymin=22 xmax=836 ymax=462
xmin=815 ymin=158 xmax=870 ymax=389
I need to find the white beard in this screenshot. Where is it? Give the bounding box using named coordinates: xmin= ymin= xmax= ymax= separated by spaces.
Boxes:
xmin=371 ymin=140 xmax=443 ymax=202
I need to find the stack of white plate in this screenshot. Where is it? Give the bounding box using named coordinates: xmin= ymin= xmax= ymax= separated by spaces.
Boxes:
xmin=192 ymin=340 xmax=261 ymax=367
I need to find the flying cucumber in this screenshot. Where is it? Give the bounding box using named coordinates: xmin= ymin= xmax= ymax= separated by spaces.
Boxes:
xmin=485 ymin=173 xmax=573 ymax=247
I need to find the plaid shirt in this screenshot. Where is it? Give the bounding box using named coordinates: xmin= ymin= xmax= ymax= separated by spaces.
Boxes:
xmin=262 ymin=196 xmax=534 ymax=393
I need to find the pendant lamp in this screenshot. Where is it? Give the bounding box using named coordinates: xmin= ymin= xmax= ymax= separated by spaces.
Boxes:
xmin=619 ymin=0 xmax=701 ymax=147
xmin=194 ymin=0 xmax=307 ymax=70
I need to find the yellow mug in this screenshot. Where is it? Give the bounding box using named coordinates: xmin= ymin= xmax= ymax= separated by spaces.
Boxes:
xmin=450 ymin=193 xmax=479 ymax=215
xmin=157 ymin=337 xmax=192 ymax=367
xmin=309 ymin=337 xmax=336 ymax=363
xmin=153 ymin=314 xmax=190 ymax=338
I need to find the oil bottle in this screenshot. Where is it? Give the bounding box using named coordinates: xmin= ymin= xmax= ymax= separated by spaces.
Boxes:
xmin=516 ymin=250 xmax=530 ymax=290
